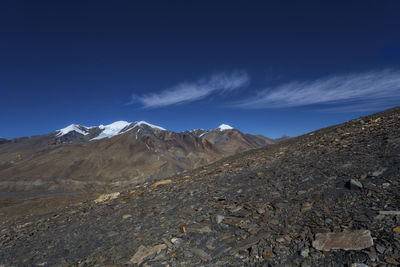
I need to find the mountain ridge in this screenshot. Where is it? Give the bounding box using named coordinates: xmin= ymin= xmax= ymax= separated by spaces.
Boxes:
xmin=0 ymin=121 xmax=273 ymax=192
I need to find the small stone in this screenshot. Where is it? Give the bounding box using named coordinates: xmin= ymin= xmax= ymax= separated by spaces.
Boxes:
xmin=206 ymin=237 xmax=217 ymax=250
xmin=262 ymin=249 xmax=275 ymax=260
xmin=230 ymin=206 xmax=243 ymax=213
xmin=122 ymin=214 xmax=132 ymax=219
xmin=386 ymin=258 xmax=400 ymax=265
xmin=382 ymin=183 xmax=390 ymax=188
xmin=312 ymin=230 xmax=373 ymax=251
xmin=375 ymin=244 xmax=385 ymax=254
xmin=365 ymin=248 xmax=377 ymax=262
xmin=94 ymin=192 xmax=120 ymax=203
xmin=372 ymin=170 xmax=384 ymax=177
xmin=179 ymin=225 xmax=186 ymax=233
xmin=374 ymin=215 xmax=385 ymax=220
xmin=350 ymin=264 xmax=369 ymax=267
xmin=220 ymin=217 xmax=243 ymax=227
xmin=379 ymin=210 xmax=400 ymax=216
xmin=161 ymin=237 xmax=174 ymax=249
xmin=171 ymin=237 xmax=183 ymax=247
xmin=216 ymin=215 xmax=225 ymax=224
xmin=180 ymin=224 xmax=212 ymax=233
xmin=191 ymin=248 xmax=212 ymax=261
xmin=300 ymin=248 xmax=309 ymax=258
xmin=250 ymin=245 xmax=258 ymax=257
xmin=256 ymin=208 xmax=265 ymax=214
xmin=393 ymin=226 xmax=400 ymax=233
xmin=348 ymin=179 xmax=363 ymax=190
xmin=301 ymin=202 xmax=313 ymax=212
xmin=152 ymin=179 xmax=172 ymax=188
xmin=276 ymin=237 xmax=285 ymax=243
xmin=107 ymin=231 xmax=119 ymax=237
xmin=284 ymin=235 xmax=292 ymax=242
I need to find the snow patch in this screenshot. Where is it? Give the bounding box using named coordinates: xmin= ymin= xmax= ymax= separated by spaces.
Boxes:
xmin=217 ymin=124 xmax=234 ymax=131
xmin=135 ymin=121 xmax=166 ymax=131
xmin=198 ymin=132 xmax=207 ymax=138
xmin=91 ymin=121 xmax=131 ymax=140
xmin=56 ymin=124 xmax=89 ymax=137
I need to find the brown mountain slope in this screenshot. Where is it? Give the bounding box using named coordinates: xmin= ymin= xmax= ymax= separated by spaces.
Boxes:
xmin=202 ymin=129 xmax=274 ymax=154
xmin=185 ymin=126 xmax=274 ymax=154
xmin=1 ymin=106 xmax=399 ymax=266
xmin=0 ymin=123 xmax=272 ymax=192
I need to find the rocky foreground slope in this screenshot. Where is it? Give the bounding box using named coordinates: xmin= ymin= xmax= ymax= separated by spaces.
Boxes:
xmin=1 ymin=107 xmax=399 ymax=266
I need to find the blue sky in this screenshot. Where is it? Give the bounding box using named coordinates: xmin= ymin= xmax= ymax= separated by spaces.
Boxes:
xmin=1 ymin=0 xmax=400 ymax=139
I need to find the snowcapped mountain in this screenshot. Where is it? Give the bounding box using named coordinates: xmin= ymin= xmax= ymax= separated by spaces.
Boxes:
xmin=56 ymin=120 xmax=166 ymax=141
xmin=217 ymin=124 xmax=234 ymax=131
xmin=0 ymin=120 xmax=274 ymax=192
xmin=186 ymin=123 xmax=274 ymax=154
xmin=56 ymin=124 xmax=91 ymax=137
xmin=188 ymin=124 xmax=234 ymax=138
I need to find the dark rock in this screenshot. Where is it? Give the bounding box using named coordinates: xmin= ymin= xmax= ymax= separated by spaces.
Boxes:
xmin=347 ymin=179 xmax=363 ymax=190
xmin=191 ymin=248 xmax=212 ymax=261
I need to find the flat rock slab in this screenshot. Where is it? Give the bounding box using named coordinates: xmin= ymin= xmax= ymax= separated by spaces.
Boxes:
xmin=130 ymin=244 xmax=167 ymax=264
xmin=191 ymin=248 xmax=212 ymax=261
xmin=312 ymin=230 xmax=373 ymax=251
xmin=94 ymin=192 xmax=120 ymax=203
xmin=179 ymin=223 xmax=212 ymax=234
xmin=152 ymin=179 xmax=173 ymax=188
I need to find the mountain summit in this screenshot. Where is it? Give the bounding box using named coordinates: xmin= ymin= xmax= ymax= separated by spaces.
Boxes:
xmin=55 ymin=120 xmax=166 ymax=141
xmin=217 ymin=124 xmax=234 ymax=131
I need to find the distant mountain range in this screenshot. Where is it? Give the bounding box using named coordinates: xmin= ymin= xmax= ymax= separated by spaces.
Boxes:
xmin=0 ymin=121 xmax=274 ymax=192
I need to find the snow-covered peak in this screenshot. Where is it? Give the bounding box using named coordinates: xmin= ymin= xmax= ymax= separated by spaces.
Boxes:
xmin=134 ymin=121 xmax=166 ymax=131
xmin=56 ymin=120 xmax=167 ymax=141
xmin=217 ymin=124 xmax=234 ymax=131
xmin=56 ymin=124 xmax=89 ymax=137
xmin=91 ymin=121 xmax=131 ymax=140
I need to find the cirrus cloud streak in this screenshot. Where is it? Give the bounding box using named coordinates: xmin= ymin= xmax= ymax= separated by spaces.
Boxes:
xmin=131 ymin=72 xmax=249 ymax=108
xmin=232 ymin=70 xmax=400 ymax=112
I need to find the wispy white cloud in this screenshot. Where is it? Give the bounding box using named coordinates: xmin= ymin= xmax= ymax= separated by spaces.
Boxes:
xmin=232 ymin=70 xmax=400 ymax=112
xmin=131 ymin=72 xmax=249 ymax=108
